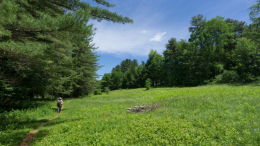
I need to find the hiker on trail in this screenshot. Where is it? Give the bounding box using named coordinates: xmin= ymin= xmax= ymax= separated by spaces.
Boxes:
xmin=57 ymin=97 xmax=63 ymax=113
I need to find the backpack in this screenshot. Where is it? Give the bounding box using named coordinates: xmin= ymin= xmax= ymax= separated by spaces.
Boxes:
xmin=57 ymin=100 xmax=62 ymax=107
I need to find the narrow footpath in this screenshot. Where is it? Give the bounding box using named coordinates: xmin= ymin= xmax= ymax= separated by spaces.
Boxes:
xmin=20 ymin=100 xmax=71 ymax=146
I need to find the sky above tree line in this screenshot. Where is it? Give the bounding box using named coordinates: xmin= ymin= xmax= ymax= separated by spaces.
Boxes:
xmin=84 ymin=0 xmax=256 ymax=80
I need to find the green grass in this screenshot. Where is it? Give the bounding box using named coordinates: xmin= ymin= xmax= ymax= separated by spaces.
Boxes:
xmin=0 ymin=100 xmax=68 ymax=146
xmin=2 ymin=84 xmax=260 ymax=145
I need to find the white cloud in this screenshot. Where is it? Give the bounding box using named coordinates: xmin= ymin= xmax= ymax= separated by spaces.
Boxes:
xmin=141 ymin=30 xmax=146 ymax=33
xmin=150 ymin=32 xmax=166 ymax=42
xmin=89 ymin=20 xmax=189 ymax=56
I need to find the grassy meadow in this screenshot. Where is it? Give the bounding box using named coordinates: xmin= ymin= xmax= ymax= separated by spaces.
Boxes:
xmin=0 ymin=100 xmax=68 ymax=146
xmin=1 ymin=84 xmax=260 ymax=145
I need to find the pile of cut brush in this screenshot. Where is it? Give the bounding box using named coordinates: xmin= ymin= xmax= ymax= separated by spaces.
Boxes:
xmin=126 ymin=104 xmax=159 ymax=113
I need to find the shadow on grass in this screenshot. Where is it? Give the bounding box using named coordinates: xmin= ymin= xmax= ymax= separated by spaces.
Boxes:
xmin=1 ymin=96 xmax=80 ymax=113
xmin=44 ymin=118 xmax=83 ymax=128
xmin=150 ymin=86 xmax=171 ymax=88
xmin=50 ymin=108 xmax=68 ymax=112
xmin=1 ymin=100 xmax=50 ymax=113
xmin=16 ymin=119 xmax=49 ymax=128
xmin=0 ymin=119 xmax=49 ymax=146
xmin=2 ymin=117 xmax=83 ymax=145
xmin=142 ymin=85 xmax=186 ymax=91
xmin=212 ymin=82 xmax=260 ymax=87
xmin=152 ymin=82 xmax=260 ymax=88
xmin=50 ymin=107 xmax=57 ymax=112
xmin=151 ymin=85 xmax=188 ymax=88
xmin=1 ymin=130 xmax=31 ymax=146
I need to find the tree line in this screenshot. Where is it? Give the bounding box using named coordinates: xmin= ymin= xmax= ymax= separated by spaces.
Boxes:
xmin=0 ymin=0 xmax=133 ymax=109
xmin=100 ymin=1 xmax=260 ymax=91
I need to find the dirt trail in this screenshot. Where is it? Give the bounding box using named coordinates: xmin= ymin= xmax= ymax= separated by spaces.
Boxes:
xmin=20 ymin=100 xmax=71 ymax=146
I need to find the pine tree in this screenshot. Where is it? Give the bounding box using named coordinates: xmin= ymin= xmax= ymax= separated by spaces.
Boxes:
xmin=0 ymin=0 xmax=133 ymax=105
xmin=188 ymin=14 xmax=206 ymax=49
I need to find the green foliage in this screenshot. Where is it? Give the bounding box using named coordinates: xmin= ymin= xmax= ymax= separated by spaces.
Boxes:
xmin=249 ymin=0 xmax=260 ymax=24
xmin=146 ymin=49 xmax=164 ymax=86
xmin=101 ymin=73 xmax=112 ymax=91
xmin=189 ymin=14 xmax=206 ymax=44
xmin=104 ymin=87 xmax=110 ymax=94
xmin=120 ymin=59 xmax=138 ymax=73
xmin=203 ymin=80 xmax=212 ymax=85
xmin=101 ymin=59 xmax=144 ymax=91
xmin=0 ymin=100 xmax=59 ymax=145
xmin=101 ymin=1 xmax=260 ymax=89
xmin=145 ymin=78 xmax=151 ymax=90
xmin=110 ymin=71 xmax=124 ymax=90
xmin=213 ymin=70 xmax=240 ymax=84
xmin=253 ymin=76 xmax=260 ymax=83
xmin=94 ymin=89 xmax=102 ymax=95
xmin=62 ymin=124 xmax=71 ymax=133
xmin=232 ymin=37 xmax=258 ymax=82
xmin=0 ymin=0 xmax=133 ymax=108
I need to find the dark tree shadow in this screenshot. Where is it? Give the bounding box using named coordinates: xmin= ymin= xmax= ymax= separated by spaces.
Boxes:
xmin=1 ymin=130 xmax=31 ymax=146
xmin=1 ymin=119 xmax=49 ymax=146
xmin=1 ymin=96 xmax=80 ymax=113
xmin=2 ymin=117 xmax=83 ymax=145
xmin=216 ymin=83 xmax=260 ymax=87
xmin=50 ymin=107 xmax=68 ymax=112
xmin=151 ymin=85 xmax=187 ymax=88
xmin=50 ymin=107 xmax=57 ymax=112
xmin=43 ymin=118 xmax=83 ymax=128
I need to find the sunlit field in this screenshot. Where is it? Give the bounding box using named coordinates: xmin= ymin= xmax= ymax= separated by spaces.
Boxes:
xmin=2 ymin=84 xmax=260 ymax=145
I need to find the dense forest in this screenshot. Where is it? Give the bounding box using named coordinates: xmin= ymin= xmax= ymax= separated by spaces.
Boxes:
xmin=0 ymin=0 xmax=133 ymax=109
xmin=100 ymin=1 xmax=260 ymax=91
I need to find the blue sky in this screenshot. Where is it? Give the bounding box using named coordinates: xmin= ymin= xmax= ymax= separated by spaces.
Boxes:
xmin=84 ymin=0 xmax=256 ymax=80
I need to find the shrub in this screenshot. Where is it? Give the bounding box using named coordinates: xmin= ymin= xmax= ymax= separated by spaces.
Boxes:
xmin=104 ymin=87 xmax=110 ymax=94
xmin=203 ymin=78 xmax=213 ymax=85
xmin=253 ymin=76 xmax=260 ymax=83
xmin=45 ymin=94 xmax=55 ymax=99
xmin=145 ymin=78 xmax=151 ymax=90
xmin=94 ymin=89 xmax=102 ymax=95
xmin=203 ymin=80 xmax=210 ymax=85
xmin=213 ymin=70 xmax=240 ymax=84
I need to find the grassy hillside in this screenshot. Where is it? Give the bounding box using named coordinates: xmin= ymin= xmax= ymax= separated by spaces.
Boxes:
xmin=2 ymin=84 xmax=260 ymax=145
xmin=0 ymin=100 xmax=67 ymax=146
